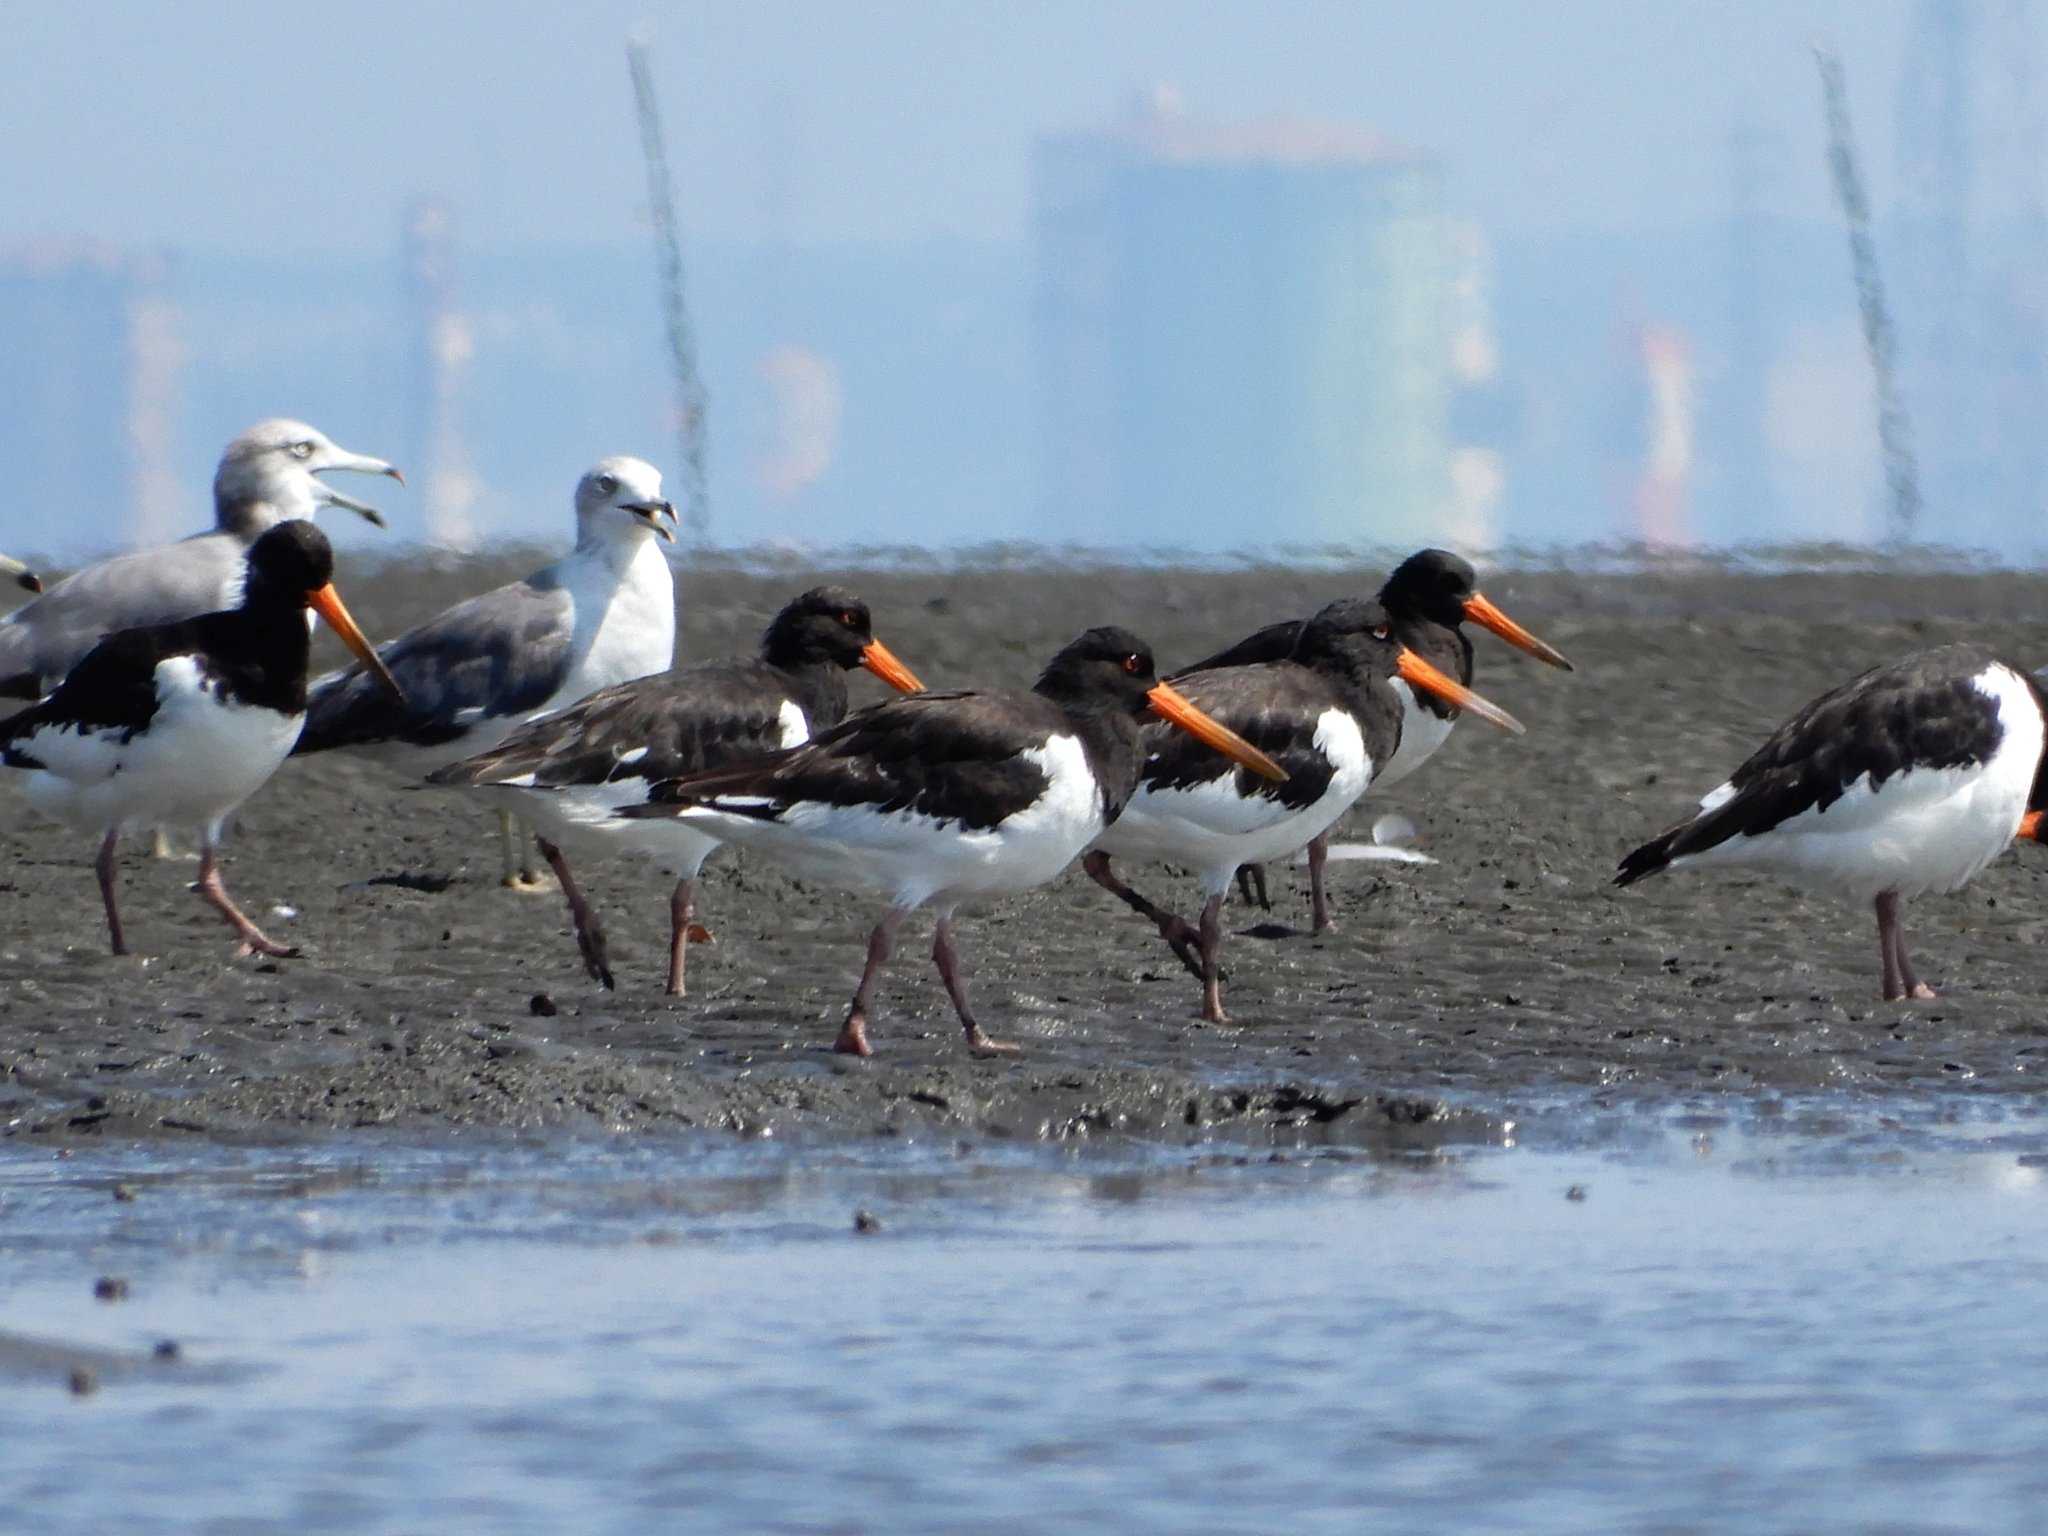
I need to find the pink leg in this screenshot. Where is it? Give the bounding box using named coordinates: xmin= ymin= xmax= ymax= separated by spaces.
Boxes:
xmin=194 ymin=837 xmax=298 ymax=959
xmin=665 ymin=877 xmax=703 ymax=997
xmin=95 ymin=829 xmax=127 ymax=956
xmin=1199 ymin=891 xmax=1228 ymax=1024
xmin=1082 ymin=851 xmax=1205 ymax=980
xmin=932 ymin=913 xmax=1021 ymax=1057
xmin=1235 ymin=863 xmax=1271 ymax=910
xmin=1875 ymin=891 xmax=1938 ymax=1002
xmin=1307 ymin=832 xmax=1337 ymax=934
xmin=837 ymin=906 xmax=909 ymax=1056
xmin=536 ymin=836 xmax=613 ymax=989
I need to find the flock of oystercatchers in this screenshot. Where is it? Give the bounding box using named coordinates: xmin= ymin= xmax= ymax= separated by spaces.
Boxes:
xmin=4 ymin=420 xmax=2047 ymax=1053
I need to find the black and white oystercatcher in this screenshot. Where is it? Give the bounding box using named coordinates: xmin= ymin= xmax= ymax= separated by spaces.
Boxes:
xmin=616 ymin=625 xmax=1287 ymax=1057
xmin=1085 ymin=599 xmax=1523 ymax=1022
xmin=427 ymin=586 xmax=925 ymax=995
xmin=1190 ymin=549 xmax=1572 ymax=927
xmin=1 ymin=523 xmax=403 ymax=958
xmin=1616 ymin=643 xmax=2048 ymax=1001
xmin=294 ymin=456 xmax=678 ymax=886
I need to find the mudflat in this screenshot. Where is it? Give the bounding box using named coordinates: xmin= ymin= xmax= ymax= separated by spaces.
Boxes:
xmin=6 ymin=553 xmax=2047 ymax=1147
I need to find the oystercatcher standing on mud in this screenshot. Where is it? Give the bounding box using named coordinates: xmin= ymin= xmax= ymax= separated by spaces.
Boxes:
xmin=1616 ymin=643 xmax=2048 ymax=1001
xmin=427 ymin=587 xmax=925 ymax=996
xmin=1192 ymin=549 xmax=1573 ymax=928
xmin=617 ymin=626 xmax=1287 ymax=1057
xmin=1085 ymin=599 xmax=1524 ymax=1023
xmin=293 ymin=456 xmax=678 ymax=886
xmin=0 ymin=523 xmax=404 ymax=958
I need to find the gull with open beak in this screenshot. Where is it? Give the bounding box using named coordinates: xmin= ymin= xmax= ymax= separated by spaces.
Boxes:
xmin=293 ymin=456 xmax=680 ymax=888
xmin=617 ymin=624 xmax=1285 ymax=1057
xmin=0 ymin=522 xmax=403 ymax=959
xmin=1086 ymin=598 xmax=1524 ymax=1023
xmin=0 ymin=419 xmax=400 ymax=699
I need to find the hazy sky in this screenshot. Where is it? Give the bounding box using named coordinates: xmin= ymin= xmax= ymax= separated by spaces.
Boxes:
xmin=5 ymin=0 xmax=1922 ymax=256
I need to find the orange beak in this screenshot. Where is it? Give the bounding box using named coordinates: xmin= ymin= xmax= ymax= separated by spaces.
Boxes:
xmin=1146 ymin=681 xmax=1289 ymax=783
xmin=1463 ymin=592 xmax=1573 ymax=671
xmin=859 ymin=638 xmax=925 ymax=694
xmin=2021 ymin=810 xmax=2044 ymax=843
xmin=1396 ymin=648 xmax=1525 ymax=736
xmin=306 ymin=584 xmax=407 ymax=706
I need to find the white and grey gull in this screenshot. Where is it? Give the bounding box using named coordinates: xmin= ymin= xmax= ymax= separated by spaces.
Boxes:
xmin=292 ymin=455 xmax=679 ymax=885
xmin=0 ymin=419 xmax=399 ymax=699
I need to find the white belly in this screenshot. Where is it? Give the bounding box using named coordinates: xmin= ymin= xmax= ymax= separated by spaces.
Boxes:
xmin=1092 ymin=708 xmax=1372 ymax=891
xmin=17 ymin=657 xmax=302 ymax=837
xmin=1674 ymin=665 xmax=2044 ymax=903
xmin=668 ymin=736 xmax=1105 ymax=909
xmin=549 ymin=540 xmax=677 ymax=711
xmin=1366 ymin=680 xmax=1455 ymax=793
xmin=495 ymin=781 xmax=723 ymax=877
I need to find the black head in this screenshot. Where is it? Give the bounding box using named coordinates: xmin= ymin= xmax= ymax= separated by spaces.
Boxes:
xmin=243 ymin=520 xmax=337 ymax=603
xmin=1293 ymin=598 xmax=1403 ymax=679
xmin=1034 ymin=625 xmax=1160 ymax=714
xmin=1378 ymin=549 xmax=1477 ymax=627
xmin=762 ymin=585 xmax=876 ymax=670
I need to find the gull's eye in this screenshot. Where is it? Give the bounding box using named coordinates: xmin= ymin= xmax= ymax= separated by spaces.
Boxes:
xmin=291 ymin=440 xmax=315 ymax=460
xmin=597 ymin=475 xmax=618 ymax=496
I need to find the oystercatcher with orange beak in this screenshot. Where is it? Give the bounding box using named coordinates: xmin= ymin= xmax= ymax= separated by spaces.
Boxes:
xmin=1617 ymin=644 xmax=2048 ymax=1001
xmin=428 ymin=586 xmax=924 ymax=996
xmin=618 ymin=625 xmax=1286 ymax=1057
xmin=1193 ymin=549 xmax=1572 ymax=928
xmin=1 ymin=522 xmax=404 ymax=958
xmin=1086 ymin=598 xmax=1524 ymax=1023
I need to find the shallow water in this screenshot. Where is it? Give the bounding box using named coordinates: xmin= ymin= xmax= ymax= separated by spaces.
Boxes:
xmin=6 ymin=1101 xmax=2048 ymax=1534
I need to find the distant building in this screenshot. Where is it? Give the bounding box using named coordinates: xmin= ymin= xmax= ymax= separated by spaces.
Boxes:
xmin=0 ymin=244 xmax=181 ymax=551
xmin=1033 ymin=93 xmax=1452 ymax=550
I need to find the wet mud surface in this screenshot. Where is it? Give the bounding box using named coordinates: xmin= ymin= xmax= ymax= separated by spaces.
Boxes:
xmin=7 ymin=554 xmax=2048 ymax=1147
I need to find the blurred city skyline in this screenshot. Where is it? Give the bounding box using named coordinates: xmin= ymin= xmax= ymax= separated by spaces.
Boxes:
xmin=9 ymin=1 xmax=2048 ymax=563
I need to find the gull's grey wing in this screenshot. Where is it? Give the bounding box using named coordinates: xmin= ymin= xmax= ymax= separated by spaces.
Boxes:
xmin=0 ymin=534 xmax=248 ymax=696
xmin=296 ymin=578 xmax=575 ymax=754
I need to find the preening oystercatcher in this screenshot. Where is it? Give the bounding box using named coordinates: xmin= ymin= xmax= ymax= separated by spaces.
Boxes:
xmin=1085 ymin=598 xmax=1524 ymax=1022
xmin=1616 ymin=643 xmax=2048 ymax=1001
xmin=1 ymin=522 xmax=403 ymax=958
xmin=616 ymin=625 xmax=1287 ymax=1057
xmin=1189 ymin=549 xmax=1572 ymax=927
xmin=294 ymin=456 xmax=678 ymax=885
xmin=0 ymin=420 xmax=399 ymax=699
xmin=427 ymin=586 xmax=924 ymax=995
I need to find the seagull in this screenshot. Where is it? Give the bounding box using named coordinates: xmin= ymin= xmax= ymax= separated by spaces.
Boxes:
xmin=1085 ymin=599 xmax=1523 ymax=1022
xmin=293 ymin=456 xmax=678 ymax=886
xmin=426 ymin=586 xmax=925 ymax=995
xmin=1 ymin=522 xmax=402 ymax=958
xmin=0 ymin=556 xmax=41 ymax=595
xmin=0 ymin=419 xmax=399 ymax=699
xmin=617 ymin=625 xmax=1286 ymax=1057
xmin=1189 ymin=549 xmax=1572 ymax=928
xmin=1616 ymin=643 xmax=2048 ymax=1001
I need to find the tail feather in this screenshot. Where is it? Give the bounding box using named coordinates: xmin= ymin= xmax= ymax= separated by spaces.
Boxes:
xmin=1614 ymin=825 xmax=1683 ymax=887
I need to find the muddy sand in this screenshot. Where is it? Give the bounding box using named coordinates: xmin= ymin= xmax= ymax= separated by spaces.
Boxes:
xmin=5 ymin=554 xmax=2048 ymax=1148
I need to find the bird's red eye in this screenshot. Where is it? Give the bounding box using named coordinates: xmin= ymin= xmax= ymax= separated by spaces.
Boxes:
xmin=1123 ymin=654 xmax=1142 ymax=674
xmin=840 ymin=611 xmax=857 ymax=626
xmin=1372 ymin=625 xmax=1389 ymax=640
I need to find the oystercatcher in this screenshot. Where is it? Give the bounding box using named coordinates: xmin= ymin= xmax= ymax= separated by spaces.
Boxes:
xmin=616 ymin=625 xmax=1287 ymax=1057
xmin=427 ymin=586 xmax=924 ymax=995
xmin=1616 ymin=643 xmax=2048 ymax=1000
xmin=1085 ymin=598 xmax=1523 ymax=1023
xmin=0 ymin=420 xmax=398 ymax=699
xmin=1 ymin=522 xmax=403 ymax=958
xmin=294 ymin=456 xmax=678 ymax=886
xmin=1192 ymin=549 xmax=1572 ymax=927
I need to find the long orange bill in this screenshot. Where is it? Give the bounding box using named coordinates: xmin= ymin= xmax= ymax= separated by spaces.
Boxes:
xmin=1463 ymin=592 xmax=1573 ymax=671
xmin=306 ymin=584 xmax=408 ymax=706
xmin=2021 ymin=810 xmax=2044 ymax=843
xmin=1147 ymin=682 xmax=1289 ymax=783
xmin=860 ymin=638 xmax=925 ymax=694
xmin=1397 ymin=648 xmax=1524 ymax=736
